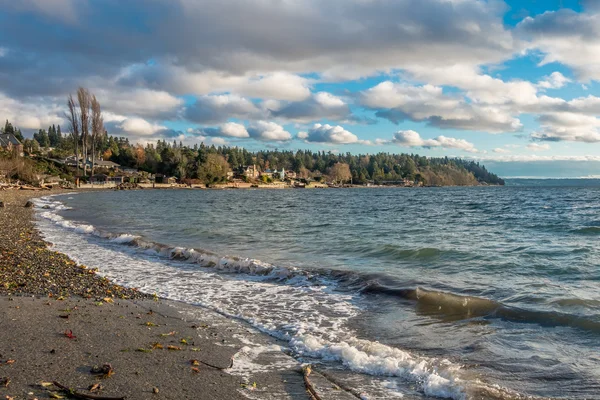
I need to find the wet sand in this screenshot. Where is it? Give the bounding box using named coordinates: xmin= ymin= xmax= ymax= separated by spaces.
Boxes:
xmin=0 ymin=189 xmax=356 ymax=400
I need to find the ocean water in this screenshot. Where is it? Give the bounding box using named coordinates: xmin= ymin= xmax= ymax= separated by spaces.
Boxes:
xmin=33 ymin=186 xmax=600 ymax=399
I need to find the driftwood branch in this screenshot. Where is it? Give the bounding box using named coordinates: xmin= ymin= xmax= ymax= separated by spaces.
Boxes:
xmin=52 ymin=381 xmax=126 ymax=400
xmin=197 ymin=357 xmax=233 ymax=370
xmin=302 ymin=366 xmax=322 ymax=400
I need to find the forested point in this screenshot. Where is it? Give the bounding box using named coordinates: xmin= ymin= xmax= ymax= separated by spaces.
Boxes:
xmin=2 ymin=118 xmax=504 ymax=186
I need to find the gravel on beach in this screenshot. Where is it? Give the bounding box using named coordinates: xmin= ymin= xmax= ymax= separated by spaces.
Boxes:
xmin=0 ymin=189 xmax=147 ymax=299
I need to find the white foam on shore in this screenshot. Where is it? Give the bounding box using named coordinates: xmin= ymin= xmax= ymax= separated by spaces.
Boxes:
xmin=33 ymin=194 xmax=469 ymax=399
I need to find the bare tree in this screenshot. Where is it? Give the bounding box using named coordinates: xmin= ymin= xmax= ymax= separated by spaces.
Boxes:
xmin=329 ymin=162 xmax=352 ymax=185
xmin=66 ymin=94 xmax=80 ymax=176
xmin=77 ymin=87 xmax=91 ymax=176
xmin=90 ymin=95 xmax=104 ymax=176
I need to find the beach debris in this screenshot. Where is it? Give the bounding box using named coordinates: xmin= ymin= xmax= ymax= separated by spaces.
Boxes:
xmin=52 ymin=381 xmax=125 ymax=400
xmin=241 ymin=382 xmax=257 ymax=391
xmin=159 ymin=331 xmax=176 ymax=337
xmin=190 ymin=359 xmax=200 ymax=366
xmin=152 ymin=387 xmax=159 ymax=394
xmin=167 ymin=345 xmax=182 ymax=351
xmin=0 ymin=360 xmax=15 ymax=366
xmin=191 ymin=367 xmax=200 ymax=373
xmin=88 ymin=383 xmax=103 ymax=392
xmin=136 ymin=348 xmax=152 ymax=353
xmin=40 ymin=381 xmax=54 ymax=387
xmin=0 ymin=377 xmax=10 ymax=387
xmin=193 ymin=357 xmax=233 ymax=370
xmin=64 ymin=330 xmax=76 ymax=339
xmin=151 ymin=342 xmax=163 ymax=350
xmin=49 ymin=392 xmax=65 ymax=399
xmin=144 ymin=322 xmax=157 ymax=327
xmin=91 ymin=364 xmax=114 ymax=379
xmin=302 ymin=365 xmax=323 ymax=400
xmin=59 ymin=314 xmax=70 ymax=319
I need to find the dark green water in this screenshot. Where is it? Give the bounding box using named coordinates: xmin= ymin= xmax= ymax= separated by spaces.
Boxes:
xmin=35 ymin=185 xmax=600 ymax=399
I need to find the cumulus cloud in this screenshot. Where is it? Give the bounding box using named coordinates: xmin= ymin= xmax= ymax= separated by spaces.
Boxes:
xmin=532 ymin=112 xmax=600 ymax=143
xmin=298 ymin=123 xmax=369 ymax=144
xmin=185 ymin=95 xmax=263 ymax=124
xmin=270 ymin=92 xmax=351 ymax=123
xmin=115 ymin=117 xmax=167 ymax=136
xmin=391 ymin=130 xmax=478 ymax=152
xmin=537 ymin=72 xmax=571 ymax=90
xmin=93 ymin=87 xmax=184 ymax=120
xmin=361 ymin=81 xmax=523 ymax=133
xmin=0 ymin=93 xmax=64 ymax=130
xmin=247 ymin=121 xmax=291 ymax=141
xmin=517 ymin=9 xmax=600 ymax=81
xmin=202 ymin=122 xmax=250 ymax=138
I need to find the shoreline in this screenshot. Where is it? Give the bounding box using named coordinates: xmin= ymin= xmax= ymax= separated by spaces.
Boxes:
xmin=0 ymin=189 xmax=355 ymax=400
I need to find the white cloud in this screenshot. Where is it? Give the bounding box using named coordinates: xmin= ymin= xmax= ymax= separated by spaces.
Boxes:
xmin=527 ymin=143 xmax=551 ymax=152
xmin=247 ymin=121 xmax=291 ymax=141
xmin=532 ymin=112 xmax=600 ymax=143
xmin=93 ymin=87 xmax=184 ymax=120
xmin=270 ymin=92 xmax=351 ymax=123
xmin=493 ymin=148 xmax=510 ymax=154
xmin=298 ymin=123 xmax=369 ymax=144
xmin=391 ymin=130 xmax=478 ymax=152
xmin=537 ymin=72 xmax=571 ymax=90
xmin=361 ymin=81 xmax=523 ymax=133
xmin=116 ymin=117 xmax=167 ymax=136
xmin=202 ymin=122 xmax=250 ymax=138
xmin=0 ymin=92 xmax=63 ymax=130
xmin=517 ymin=9 xmax=600 ymax=81
xmin=185 ymin=94 xmax=263 ymax=124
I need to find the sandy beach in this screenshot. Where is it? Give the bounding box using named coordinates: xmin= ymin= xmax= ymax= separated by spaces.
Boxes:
xmin=0 ymin=189 xmax=356 ymax=400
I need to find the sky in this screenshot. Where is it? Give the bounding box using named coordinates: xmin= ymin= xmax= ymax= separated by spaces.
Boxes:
xmin=1 ymin=0 xmax=600 ymax=177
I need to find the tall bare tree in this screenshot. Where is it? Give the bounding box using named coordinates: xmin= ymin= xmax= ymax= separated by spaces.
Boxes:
xmin=66 ymin=94 xmax=80 ymax=176
xmin=90 ymin=95 xmax=104 ymax=176
xmin=77 ymin=87 xmax=91 ymax=176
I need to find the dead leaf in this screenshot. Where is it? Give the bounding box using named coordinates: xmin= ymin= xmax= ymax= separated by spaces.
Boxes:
xmin=167 ymin=345 xmax=182 ymax=351
xmin=40 ymin=381 xmax=54 ymax=387
xmin=49 ymin=392 xmax=64 ymax=399
xmin=64 ymin=330 xmax=76 ymax=339
xmin=88 ymin=383 xmax=103 ymax=392
xmin=191 ymin=367 xmax=200 ymax=373
xmin=190 ymin=359 xmax=200 ymax=366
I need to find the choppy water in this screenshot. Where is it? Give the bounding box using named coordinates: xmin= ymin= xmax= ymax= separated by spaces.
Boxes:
xmin=34 ymin=185 xmax=600 ymax=399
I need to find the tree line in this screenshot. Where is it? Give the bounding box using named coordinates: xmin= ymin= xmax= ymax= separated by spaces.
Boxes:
xmin=2 ymin=114 xmax=504 ymax=186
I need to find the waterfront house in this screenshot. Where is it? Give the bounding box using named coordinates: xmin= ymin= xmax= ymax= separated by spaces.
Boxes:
xmin=0 ymin=134 xmax=24 ymax=156
xmin=95 ymin=159 xmax=121 ymax=170
xmin=261 ymin=169 xmax=274 ymax=179
xmin=235 ymin=165 xmax=259 ymax=179
xmin=90 ymin=174 xmax=109 ymax=184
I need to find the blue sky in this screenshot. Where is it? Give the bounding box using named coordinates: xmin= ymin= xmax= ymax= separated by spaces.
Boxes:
xmin=1 ymin=0 xmax=600 ymax=177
